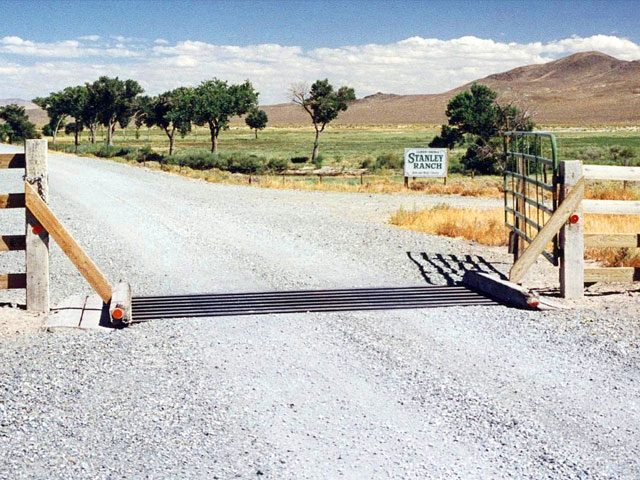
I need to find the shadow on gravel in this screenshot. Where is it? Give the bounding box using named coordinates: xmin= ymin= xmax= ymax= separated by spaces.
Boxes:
xmin=0 ymin=302 xmax=25 ymax=310
xmin=407 ymin=252 xmax=508 ymax=286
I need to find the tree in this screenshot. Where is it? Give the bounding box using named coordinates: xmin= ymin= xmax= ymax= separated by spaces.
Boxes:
xmin=245 ymin=108 xmax=268 ymax=139
xmin=193 ymin=78 xmax=258 ymax=153
xmin=86 ymin=76 xmax=143 ymax=146
xmin=141 ymin=88 xmax=193 ymax=155
xmin=0 ymin=105 xmax=40 ymax=143
xmin=0 ymin=123 xmax=13 ymax=143
xmin=290 ymin=79 xmax=355 ymax=162
xmin=33 ymin=92 xmax=70 ymax=145
xmin=430 ymin=83 xmax=534 ymax=173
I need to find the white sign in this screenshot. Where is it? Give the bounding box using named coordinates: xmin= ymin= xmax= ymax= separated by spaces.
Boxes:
xmin=404 ymin=148 xmax=448 ymax=178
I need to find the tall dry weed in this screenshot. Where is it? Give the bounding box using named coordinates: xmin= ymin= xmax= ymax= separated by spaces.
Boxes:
xmin=391 ymin=206 xmax=640 ymax=267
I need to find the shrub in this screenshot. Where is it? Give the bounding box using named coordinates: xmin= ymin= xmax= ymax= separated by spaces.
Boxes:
xmin=165 ymin=151 xmax=223 ymax=170
xmin=374 ymin=153 xmax=402 ymax=170
xmin=580 ymin=146 xmax=605 ymax=163
xmin=312 ymin=153 xmax=324 ymax=168
xmin=291 ymin=156 xmax=309 ymax=164
xmin=226 ymin=153 xmax=266 ymax=174
xmin=164 ymin=151 xmax=267 ymax=173
xmin=267 ymin=157 xmax=289 ymax=172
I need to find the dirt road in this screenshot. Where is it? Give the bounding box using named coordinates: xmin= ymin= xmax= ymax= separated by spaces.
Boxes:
xmin=1 ymin=145 xmax=638 ymax=479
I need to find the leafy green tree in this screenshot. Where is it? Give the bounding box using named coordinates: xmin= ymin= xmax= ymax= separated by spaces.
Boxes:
xmin=291 ymin=79 xmax=355 ymax=162
xmin=141 ymin=88 xmax=193 ymax=155
xmin=33 ymin=92 xmax=69 ymax=144
xmin=430 ymin=83 xmax=534 ymax=174
xmin=245 ymin=108 xmax=268 ymax=139
xmin=428 ymin=124 xmax=464 ymax=148
xmin=86 ymin=76 xmax=143 ymax=146
xmin=0 ymin=104 xmax=40 ymax=143
xmin=0 ymin=123 xmax=13 ymax=143
xmin=61 ymin=85 xmax=93 ymax=148
xmin=193 ymin=78 xmax=258 ymax=153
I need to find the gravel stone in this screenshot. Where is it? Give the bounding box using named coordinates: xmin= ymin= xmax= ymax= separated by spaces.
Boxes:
xmin=1 ymin=144 xmax=639 ymax=479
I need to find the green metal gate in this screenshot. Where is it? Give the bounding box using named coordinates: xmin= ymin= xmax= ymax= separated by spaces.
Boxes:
xmin=503 ymin=131 xmax=560 ymax=265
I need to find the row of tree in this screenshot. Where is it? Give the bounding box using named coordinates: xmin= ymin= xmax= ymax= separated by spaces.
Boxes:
xmin=33 ymin=77 xmax=266 ymax=156
xmin=32 ymin=77 xmax=356 ymax=160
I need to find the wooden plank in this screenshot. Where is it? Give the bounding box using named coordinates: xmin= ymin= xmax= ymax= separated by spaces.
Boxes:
xmin=584 ymin=233 xmax=640 ymax=248
xmin=25 ymin=182 xmax=113 ymax=303
xmin=25 ymin=139 xmax=50 ymax=313
xmin=584 ymin=267 xmax=640 ymax=283
xmin=583 ymin=164 xmax=640 ymax=182
xmin=0 ymin=273 xmax=27 ymax=289
xmin=0 ymin=153 xmax=26 ymax=169
xmin=559 ymin=161 xmax=585 ymax=299
xmin=0 ymin=193 xmax=25 ymax=209
xmin=0 ymin=235 xmax=26 ymax=251
xmin=463 ymin=271 xmax=542 ymax=310
xmin=583 ymin=199 xmax=640 ymax=215
xmin=510 ymin=176 xmax=585 ymax=284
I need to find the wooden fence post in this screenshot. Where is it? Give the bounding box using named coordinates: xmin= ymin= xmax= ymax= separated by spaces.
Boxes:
xmin=25 ymin=139 xmax=50 ymax=312
xmin=559 ymin=160 xmax=584 ymax=298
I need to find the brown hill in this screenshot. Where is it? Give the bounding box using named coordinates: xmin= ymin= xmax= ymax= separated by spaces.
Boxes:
xmin=6 ymin=51 xmax=639 ymax=127
xmin=260 ymin=51 xmax=640 ymax=125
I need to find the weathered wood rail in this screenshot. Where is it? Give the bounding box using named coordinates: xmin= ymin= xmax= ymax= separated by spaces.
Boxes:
xmin=578 ymin=163 xmax=640 ymax=291
xmin=1 ymin=140 xmax=130 ymax=324
xmin=0 ymin=143 xmax=49 ymax=311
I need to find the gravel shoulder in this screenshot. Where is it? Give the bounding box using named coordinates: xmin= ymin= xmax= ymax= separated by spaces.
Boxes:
xmin=1 ymin=144 xmax=639 ymax=479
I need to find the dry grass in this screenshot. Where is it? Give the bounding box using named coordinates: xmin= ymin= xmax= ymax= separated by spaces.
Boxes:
xmin=586 ymin=181 xmax=640 ymax=200
xmin=390 ymin=206 xmax=640 ymax=267
xmin=130 ymin=160 xmax=505 ymax=197
xmin=390 ymin=206 xmax=509 ymax=246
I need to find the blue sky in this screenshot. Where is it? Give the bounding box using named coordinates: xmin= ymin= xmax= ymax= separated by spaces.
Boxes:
xmin=1 ymin=0 xmax=639 ymax=102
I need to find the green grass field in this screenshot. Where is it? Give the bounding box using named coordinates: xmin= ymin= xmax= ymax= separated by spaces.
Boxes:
xmin=51 ymin=124 xmax=640 ymax=169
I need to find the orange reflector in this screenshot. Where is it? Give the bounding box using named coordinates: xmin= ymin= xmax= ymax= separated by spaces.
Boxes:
xmin=527 ymin=299 xmax=540 ymax=307
xmin=111 ymin=308 xmax=124 ymax=320
xmin=570 ymin=214 xmax=580 ymax=224
xmin=32 ymin=225 xmax=44 ymax=235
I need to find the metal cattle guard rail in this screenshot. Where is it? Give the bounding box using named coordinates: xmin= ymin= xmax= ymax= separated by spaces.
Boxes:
xmin=131 ymin=285 xmax=499 ymax=320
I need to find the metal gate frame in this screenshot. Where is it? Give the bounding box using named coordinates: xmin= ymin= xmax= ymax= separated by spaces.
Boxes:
xmin=503 ymin=131 xmax=560 ymax=265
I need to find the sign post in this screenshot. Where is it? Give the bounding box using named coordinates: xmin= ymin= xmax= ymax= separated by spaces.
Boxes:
xmin=403 ymin=148 xmax=448 ymax=187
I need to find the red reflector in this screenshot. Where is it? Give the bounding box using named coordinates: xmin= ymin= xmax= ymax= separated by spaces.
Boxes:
xmin=32 ymin=225 xmax=44 ymax=235
xmin=111 ymin=308 xmax=124 ymax=320
xmin=569 ymin=214 xmax=580 ymax=224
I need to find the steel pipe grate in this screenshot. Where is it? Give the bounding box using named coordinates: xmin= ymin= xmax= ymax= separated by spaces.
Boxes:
xmin=131 ymin=285 xmax=499 ymax=321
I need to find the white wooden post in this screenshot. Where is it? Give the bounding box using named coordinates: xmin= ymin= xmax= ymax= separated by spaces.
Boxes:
xmin=559 ymin=160 xmax=584 ymax=298
xmin=25 ymin=139 xmax=50 ymax=312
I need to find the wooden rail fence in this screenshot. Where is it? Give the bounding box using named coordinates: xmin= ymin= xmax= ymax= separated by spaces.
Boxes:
xmin=1 ymin=140 xmax=123 ymax=320
xmin=1 ymin=140 xmax=49 ymax=312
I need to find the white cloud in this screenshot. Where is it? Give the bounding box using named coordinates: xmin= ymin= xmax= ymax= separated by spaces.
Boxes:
xmin=78 ymin=35 xmax=101 ymax=41
xmin=0 ymin=34 xmax=639 ymax=103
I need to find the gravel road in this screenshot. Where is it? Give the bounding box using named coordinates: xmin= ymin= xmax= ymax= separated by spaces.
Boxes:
xmin=1 ymin=144 xmax=639 ymax=479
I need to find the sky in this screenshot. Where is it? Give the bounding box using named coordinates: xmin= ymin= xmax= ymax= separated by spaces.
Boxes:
xmin=1 ymin=0 xmax=639 ymax=104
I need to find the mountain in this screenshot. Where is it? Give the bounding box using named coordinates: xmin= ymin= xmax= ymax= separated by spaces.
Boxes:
xmin=0 ymin=98 xmax=37 ymax=108
xmin=0 ymin=98 xmax=47 ymax=125
xmin=4 ymin=51 xmax=640 ymax=127
xmin=259 ymin=52 xmax=640 ymax=125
